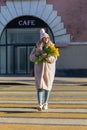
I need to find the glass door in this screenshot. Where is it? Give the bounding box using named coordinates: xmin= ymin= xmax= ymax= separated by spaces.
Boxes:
xmin=15 ymin=46 xmax=27 ymax=74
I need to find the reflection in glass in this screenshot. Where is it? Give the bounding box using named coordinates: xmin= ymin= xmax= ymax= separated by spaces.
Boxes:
xmin=7 ymin=28 xmax=40 ymax=44
xmin=15 ymin=47 xmax=26 ymax=73
xmin=0 ymin=46 xmax=6 ymax=73
xmin=7 ymin=46 xmax=14 ymax=74
xmin=0 ymin=30 xmax=6 ymax=45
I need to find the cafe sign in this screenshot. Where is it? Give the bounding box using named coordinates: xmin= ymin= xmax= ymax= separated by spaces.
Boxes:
xmin=18 ymin=20 xmax=36 ymax=26
xmin=7 ymin=16 xmax=47 ymax=28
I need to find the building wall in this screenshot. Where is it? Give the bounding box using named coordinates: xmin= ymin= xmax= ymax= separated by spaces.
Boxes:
xmin=0 ymin=0 xmax=87 ymax=76
xmin=1 ymin=0 xmax=87 ymax=42
xmin=58 ymin=44 xmax=87 ymax=69
xmin=47 ymin=0 xmax=87 ymax=42
xmin=0 ymin=0 xmax=6 ymax=6
xmin=56 ymin=44 xmax=87 ymax=77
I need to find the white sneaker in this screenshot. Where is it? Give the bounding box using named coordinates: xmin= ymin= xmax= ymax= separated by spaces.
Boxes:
xmin=37 ymin=104 xmax=43 ymax=111
xmin=42 ymin=103 xmax=48 ymax=110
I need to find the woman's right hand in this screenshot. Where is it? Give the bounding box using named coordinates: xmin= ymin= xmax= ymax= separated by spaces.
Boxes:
xmin=35 ymin=48 xmax=41 ymax=57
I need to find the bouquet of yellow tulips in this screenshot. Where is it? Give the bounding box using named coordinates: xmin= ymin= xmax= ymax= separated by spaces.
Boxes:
xmin=35 ymin=43 xmax=60 ymax=64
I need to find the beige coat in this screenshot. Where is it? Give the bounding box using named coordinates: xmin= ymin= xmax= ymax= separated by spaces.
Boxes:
xmin=30 ymin=45 xmax=57 ymax=91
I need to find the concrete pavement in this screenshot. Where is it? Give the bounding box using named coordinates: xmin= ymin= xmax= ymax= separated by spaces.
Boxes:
xmin=0 ymin=77 xmax=87 ymax=129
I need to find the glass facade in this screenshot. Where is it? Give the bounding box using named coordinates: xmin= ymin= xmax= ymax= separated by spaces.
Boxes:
xmin=7 ymin=28 xmax=40 ymax=44
xmin=0 ymin=46 xmax=6 ymax=74
xmin=0 ymin=16 xmax=54 ymax=75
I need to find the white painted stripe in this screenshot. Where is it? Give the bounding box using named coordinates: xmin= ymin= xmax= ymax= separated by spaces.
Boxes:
xmin=0 ymin=100 xmax=87 ymax=104
xmin=0 ymin=77 xmax=86 ymax=82
xmin=0 ymin=90 xmax=36 ymax=94
xmin=0 ymin=108 xmax=87 ymax=113
xmin=0 ymin=117 xmax=87 ymax=125
xmin=52 ymin=108 xmax=87 ymax=113
xmin=0 ymin=91 xmax=87 ymax=94
xmin=0 ymin=96 xmax=87 ymax=99
xmin=0 ymin=95 xmax=87 ymax=99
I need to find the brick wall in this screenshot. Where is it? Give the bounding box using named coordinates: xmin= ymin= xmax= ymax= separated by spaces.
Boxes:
xmin=0 ymin=0 xmax=6 ymax=12
xmin=0 ymin=0 xmax=87 ymax=42
xmin=0 ymin=0 xmax=6 ymax=5
xmin=47 ymin=0 xmax=87 ymax=42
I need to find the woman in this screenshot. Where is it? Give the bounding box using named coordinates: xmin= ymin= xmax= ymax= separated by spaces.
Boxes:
xmin=30 ymin=29 xmax=58 ymax=111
